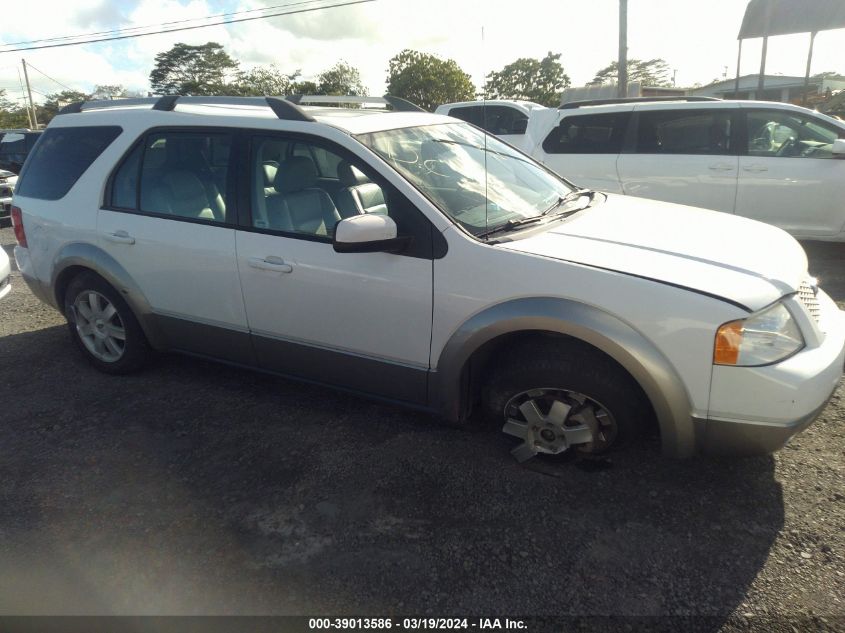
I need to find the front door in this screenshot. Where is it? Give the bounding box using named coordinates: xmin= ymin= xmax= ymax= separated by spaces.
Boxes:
xmin=235 ymin=133 xmax=434 ymax=405
xmin=734 ymin=108 xmax=845 ymax=238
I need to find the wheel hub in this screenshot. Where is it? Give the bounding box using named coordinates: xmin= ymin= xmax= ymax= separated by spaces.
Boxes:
xmin=502 ymin=388 xmax=617 ymax=463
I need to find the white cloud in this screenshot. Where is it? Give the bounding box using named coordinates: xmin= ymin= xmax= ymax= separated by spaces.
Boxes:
xmin=0 ymin=0 xmax=843 ymax=110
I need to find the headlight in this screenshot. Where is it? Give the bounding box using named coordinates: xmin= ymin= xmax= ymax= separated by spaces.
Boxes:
xmin=714 ymin=302 xmax=804 ymax=366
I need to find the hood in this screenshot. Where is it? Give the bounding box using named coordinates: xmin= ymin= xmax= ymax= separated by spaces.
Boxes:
xmin=499 ymin=193 xmax=808 ymax=311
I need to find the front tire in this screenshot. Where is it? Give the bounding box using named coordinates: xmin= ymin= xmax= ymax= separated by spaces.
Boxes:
xmin=482 ymin=340 xmax=648 ymax=460
xmin=64 ymin=272 xmax=149 ymax=374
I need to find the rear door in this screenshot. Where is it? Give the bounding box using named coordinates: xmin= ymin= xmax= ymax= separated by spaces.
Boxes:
xmin=734 ymin=107 xmax=845 ymax=237
xmin=533 ymin=108 xmax=632 ymax=192
xmin=617 ymin=105 xmax=739 ymax=213
xmin=98 ymin=127 xmax=251 ymax=363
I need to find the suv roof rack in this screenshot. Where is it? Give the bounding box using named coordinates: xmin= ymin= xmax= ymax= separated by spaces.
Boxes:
xmin=58 ymin=96 xmax=316 ymax=122
xmin=559 ymin=96 xmax=721 ymax=109
xmin=286 ymin=94 xmax=427 ymax=112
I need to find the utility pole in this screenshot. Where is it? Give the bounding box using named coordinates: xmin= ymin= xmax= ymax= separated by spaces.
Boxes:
xmin=618 ymin=0 xmax=628 ymax=98
xmin=21 ymin=59 xmax=38 ymax=129
xmin=17 ymin=67 xmax=33 ymax=129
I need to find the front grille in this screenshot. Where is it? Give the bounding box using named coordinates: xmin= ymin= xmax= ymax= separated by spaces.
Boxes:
xmin=797 ymin=278 xmax=821 ymax=324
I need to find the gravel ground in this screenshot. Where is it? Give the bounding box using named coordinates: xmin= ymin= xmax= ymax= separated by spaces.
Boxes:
xmin=0 ymin=225 xmax=843 ymax=631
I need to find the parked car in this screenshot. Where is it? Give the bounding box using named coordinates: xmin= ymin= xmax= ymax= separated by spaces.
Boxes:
xmin=435 ymin=100 xmax=546 ymax=151
xmin=0 ymin=130 xmax=42 ymax=174
xmin=524 ymin=97 xmax=845 ymax=241
xmin=11 ymin=95 xmax=845 ymax=462
xmin=0 ymin=246 xmax=10 ymax=301
xmin=0 ymin=169 xmax=16 ymax=226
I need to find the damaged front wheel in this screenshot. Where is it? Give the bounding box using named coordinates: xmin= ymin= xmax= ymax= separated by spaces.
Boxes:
xmin=482 ymin=341 xmax=648 ymax=462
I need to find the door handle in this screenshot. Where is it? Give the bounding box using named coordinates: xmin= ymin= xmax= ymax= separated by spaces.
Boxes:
xmin=708 ymin=163 xmax=735 ymax=172
xmin=743 ymin=164 xmax=769 ymax=173
xmin=248 ymin=256 xmax=293 ymax=273
xmin=103 ymin=230 xmax=135 ymax=245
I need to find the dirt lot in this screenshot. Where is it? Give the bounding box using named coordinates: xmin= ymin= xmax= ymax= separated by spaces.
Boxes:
xmin=0 ymin=225 xmax=843 ymax=631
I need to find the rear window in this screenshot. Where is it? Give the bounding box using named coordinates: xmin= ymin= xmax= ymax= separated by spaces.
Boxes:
xmin=15 ymin=126 xmax=122 ymax=200
xmin=542 ymin=112 xmax=631 ymax=154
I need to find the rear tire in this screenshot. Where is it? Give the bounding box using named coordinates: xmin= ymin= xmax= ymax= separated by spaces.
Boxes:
xmin=64 ymin=272 xmax=149 ymax=374
xmin=482 ymin=340 xmax=648 ymax=457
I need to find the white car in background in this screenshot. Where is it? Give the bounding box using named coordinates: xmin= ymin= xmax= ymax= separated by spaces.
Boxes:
xmin=0 ymin=247 xmax=10 ymax=300
xmin=523 ymin=97 xmax=845 ymax=241
xmin=434 ymin=100 xmax=547 ymax=151
xmin=0 ymin=169 xmax=16 ymax=227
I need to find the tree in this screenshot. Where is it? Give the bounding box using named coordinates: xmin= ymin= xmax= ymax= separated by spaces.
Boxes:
xmin=0 ymin=90 xmax=30 ymax=128
xmin=291 ymin=80 xmax=318 ymax=95
xmin=40 ymin=90 xmax=91 ymax=123
xmin=149 ymin=42 xmax=240 ymax=95
xmin=385 ymin=50 xmax=474 ymax=112
xmin=590 ymin=58 xmax=672 ymax=87
xmin=317 ymin=61 xmax=365 ymax=96
xmin=234 ymin=65 xmax=299 ymax=96
xmin=483 ymin=52 xmax=570 ymax=107
xmin=91 ymin=84 xmax=129 ymax=100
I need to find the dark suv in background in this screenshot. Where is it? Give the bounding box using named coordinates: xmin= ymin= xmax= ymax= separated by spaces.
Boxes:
xmin=0 ymin=130 xmax=42 ymax=174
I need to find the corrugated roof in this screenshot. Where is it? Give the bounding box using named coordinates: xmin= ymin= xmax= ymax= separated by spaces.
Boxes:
xmin=739 ymin=0 xmax=845 ymax=39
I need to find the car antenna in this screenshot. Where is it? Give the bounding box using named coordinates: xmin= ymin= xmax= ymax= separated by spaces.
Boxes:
xmin=482 ymin=25 xmax=489 ymax=240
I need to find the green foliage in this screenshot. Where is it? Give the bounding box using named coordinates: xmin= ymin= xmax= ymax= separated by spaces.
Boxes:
xmin=482 ymin=52 xmax=570 ymax=107
xmin=91 ymin=84 xmax=129 ymax=100
xmin=149 ymin=42 xmax=240 ymax=95
xmin=291 ymin=80 xmax=318 ymax=95
xmin=590 ymin=59 xmax=673 ymax=87
xmin=233 ymin=65 xmax=299 ymax=96
xmin=0 ymin=89 xmax=31 ymax=128
xmin=386 ymin=49 xmax=475 ymax=112
xmin=317 ymin=61 xmax=365 ymax=96
xmin=40 ymin=90 xmax=91 ymax=123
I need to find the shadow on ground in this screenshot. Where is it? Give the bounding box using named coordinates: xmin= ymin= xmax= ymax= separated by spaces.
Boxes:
xmin=0 ymin=325 xmax=783 ymax=630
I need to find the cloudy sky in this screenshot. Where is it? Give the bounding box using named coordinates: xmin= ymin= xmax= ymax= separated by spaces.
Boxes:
xmin=1 ymin=0 xmax=843 ymax=106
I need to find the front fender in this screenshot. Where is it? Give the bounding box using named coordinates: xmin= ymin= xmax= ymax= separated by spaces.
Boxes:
xmin=431 ymin=297 xmax=697 ymax=458
xmin=51 ymin=242 xmax=167 ymax=349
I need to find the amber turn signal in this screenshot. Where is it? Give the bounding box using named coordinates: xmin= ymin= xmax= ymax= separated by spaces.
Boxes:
xmin=714 ymin=321 xmax=743 ymax=365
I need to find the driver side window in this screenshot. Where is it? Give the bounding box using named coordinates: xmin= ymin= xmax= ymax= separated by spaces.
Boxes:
xmin=746 ymin=110 xmax=840 ymax=159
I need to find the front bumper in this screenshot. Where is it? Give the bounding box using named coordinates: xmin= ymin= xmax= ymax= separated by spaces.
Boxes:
xmin=701 ymin=289 xmax=845 ymax=456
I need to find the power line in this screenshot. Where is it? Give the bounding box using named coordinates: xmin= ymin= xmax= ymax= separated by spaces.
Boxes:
xmin=0 ymin=0 xmax=375 ymax=53
xmin=24 ymin=62 xmax=79 ymax=93
xmin=0 ymin=0 xmax=320 ymax=48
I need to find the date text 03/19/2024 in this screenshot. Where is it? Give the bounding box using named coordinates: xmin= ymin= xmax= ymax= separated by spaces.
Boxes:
xmin=308 ymin=618 xmax=527 ymax=630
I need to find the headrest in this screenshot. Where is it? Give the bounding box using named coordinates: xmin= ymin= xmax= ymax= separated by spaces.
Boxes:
xmin=337 ymin=160 xmax=368 ymax=187
xmin=162 ymin=171 xmax=206 ymax=201
xmin=262 ymin=161 xmax=279 ymax=187
xmin=275 ymin=156 xmax=318 ymax=193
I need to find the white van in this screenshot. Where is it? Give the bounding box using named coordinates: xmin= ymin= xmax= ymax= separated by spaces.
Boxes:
xmin=524 ymin=97 xmax=845 ymax=241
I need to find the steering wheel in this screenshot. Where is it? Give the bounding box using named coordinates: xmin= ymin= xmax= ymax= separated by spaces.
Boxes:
xmin=775 ymin=136 xmax=797 ymax=157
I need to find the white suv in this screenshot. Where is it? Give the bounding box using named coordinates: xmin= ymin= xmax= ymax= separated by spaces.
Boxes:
xmin=434 ymin=100 xmax=547 ymax=151
xmin=11 ymin=95 xmax=845 ymax=461
xmin=525 ymin=97 xmax=845 ymax=241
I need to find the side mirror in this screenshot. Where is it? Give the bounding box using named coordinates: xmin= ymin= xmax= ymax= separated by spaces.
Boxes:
xmin=333 ymin=214 xmax=411 ymax=254
xmin=831 ymin=138 xmax=845 ymax=156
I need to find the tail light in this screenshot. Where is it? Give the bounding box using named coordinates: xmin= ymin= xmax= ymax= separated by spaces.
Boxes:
xmin=10 ymin=206 xmax=26 ymax=247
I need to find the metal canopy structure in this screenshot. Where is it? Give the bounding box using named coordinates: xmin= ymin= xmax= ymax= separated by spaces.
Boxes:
xmin=734 ymin=0 xmax=845 ymax=104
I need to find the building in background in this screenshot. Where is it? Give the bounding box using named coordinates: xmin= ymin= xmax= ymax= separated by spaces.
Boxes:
xmin=559 ymin=81 xmax=686 ymax=105
xmin=690 ymin=73 xmax=845 ymax=103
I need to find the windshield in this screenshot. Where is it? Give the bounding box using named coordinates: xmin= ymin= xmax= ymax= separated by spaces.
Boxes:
xmin=356 ymin=123 xmax=573 ymax=237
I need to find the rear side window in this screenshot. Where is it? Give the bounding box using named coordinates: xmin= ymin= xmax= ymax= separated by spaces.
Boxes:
xmin=450 ymin=105 xmax=528 ymax=136
xmin=108 ymin=130 xmax=233 ymax=224
xmin=542 ymin=112 xmax=631 ymax=154
xmin=635 ymin=110 xmax=732 ymax=155
xmin=16 ymin=126 xmax=121 ymax=200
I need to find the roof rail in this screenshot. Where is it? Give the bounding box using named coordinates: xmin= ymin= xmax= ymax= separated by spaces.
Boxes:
xmin=57 ymin=95 xmax=316 ymax=122
xmin=286 ymin=94 xmax=427 ymax=112
xmin=559 ymin=96 xmax=721 ymax=109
